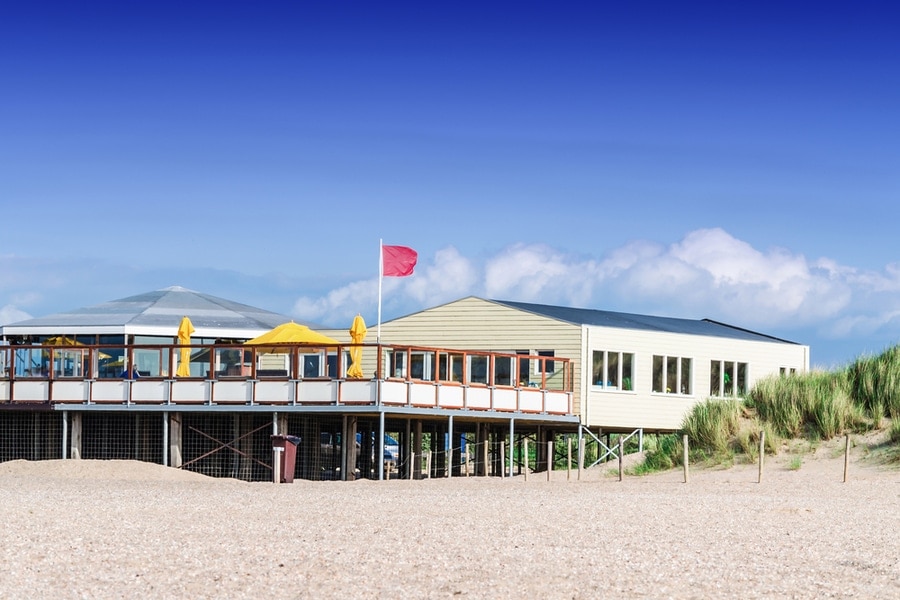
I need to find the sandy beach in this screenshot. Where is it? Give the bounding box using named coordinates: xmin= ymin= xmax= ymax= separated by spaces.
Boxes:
xmin=1 ymin=439 xmax=898 ymax=599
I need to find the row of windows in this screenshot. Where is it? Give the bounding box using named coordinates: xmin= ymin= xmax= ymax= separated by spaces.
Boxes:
xmin=390 ymin=350 xmax=556 ymax=386
xmin=592 ymin=351 xmax=752 ymax=397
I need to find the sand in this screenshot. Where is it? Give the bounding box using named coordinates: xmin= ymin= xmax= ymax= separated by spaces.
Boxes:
xmin=1 ymin=437 xmax=898 ymax=599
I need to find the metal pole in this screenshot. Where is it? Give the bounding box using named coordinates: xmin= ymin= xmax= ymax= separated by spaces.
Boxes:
xmin=508 ymin=418 xmax=515 ymax=478
xmin=162 ymin=411 xmax=169 ymax=467
xmin=447 ymin=415 xmax=454 ymax=479
xmin=378 ymin=409 xmax=385 ymax=481
xmin=62 ymin=411 xmax=68 ymax=460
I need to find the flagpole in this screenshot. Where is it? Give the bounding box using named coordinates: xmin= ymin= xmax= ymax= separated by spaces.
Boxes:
xmin=377 ymin=239 xmax=383 ymax=344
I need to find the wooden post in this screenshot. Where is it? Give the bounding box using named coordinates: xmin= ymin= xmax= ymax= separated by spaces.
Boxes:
xmin=682 ymin=434 xmax=689 ymax=484
xmin=273 ymin=447 xmax=282 ymax=484
xmin=465 ymin=445 xmax=470 ymax=477
xmin=843 ymin=433 xmax=850 ymax=483
xmin=618 ymin=436 xmax=624 ymax=482
xmin=567 ymin=437 xmax=572 ymax=482
xmin=577 ymin=436 xmax=583 ymax=481
xmin=426 ymin=451 xmax=432 ymax=478
xmin=500 ymin=441 xmax=506 ymax=478
xmin=547 ymin=440 xmax=552 ymax=482
xmin=483 ymin=435 xmax=489 ymax=477
xmin=758 ymin=430 xmax=765 ymax=484
xmin=523 ymin=437 xmax=528 ymax=482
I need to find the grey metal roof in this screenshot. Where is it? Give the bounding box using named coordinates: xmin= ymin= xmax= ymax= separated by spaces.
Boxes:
xmin=0 ymin=286 xmax=310 ymax=339
xmin=492 ymin=299 xmax=798 ymax=344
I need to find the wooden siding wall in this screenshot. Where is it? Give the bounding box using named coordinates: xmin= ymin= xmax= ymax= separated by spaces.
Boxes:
xmin=361 ymin=298 xmax=584 ymax=414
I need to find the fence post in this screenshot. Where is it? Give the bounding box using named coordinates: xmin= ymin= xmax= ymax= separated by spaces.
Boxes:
xmin=546 ymin=440 xmax=552 ymax=481
xmin=618 ymin=436 xmax=624 ymax=482
xmin=577 ymin=437 xmax=584 ymax=481
xmin=500 ymin=441 xmax=505 ymax=478
xmin=483 ymin=437 xmax=489 ymax=477
xmin=682 ymin=434 xmax=689 ymax=484
xmin=523 ymin=437 xmax=529 ymax=482
xmin=843 ymin=433 xmax=850 ymax=483
xmin=567 ymin=437 xmax=572 ymax=482
xmin=758 ymin=430 xmax=765 ymax=484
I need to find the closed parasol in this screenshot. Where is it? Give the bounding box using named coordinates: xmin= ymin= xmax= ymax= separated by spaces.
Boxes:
xmin=346 ymin=314 xmax=367 ymax=378
xmin=176 ymin=316 xmax=195 ymax=377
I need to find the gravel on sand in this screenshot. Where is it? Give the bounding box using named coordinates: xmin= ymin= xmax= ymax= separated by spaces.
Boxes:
xmin=1 ymin=446 xmax=898 ymax=599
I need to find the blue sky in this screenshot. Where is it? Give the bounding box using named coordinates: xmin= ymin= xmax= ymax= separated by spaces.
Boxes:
xmin=2 ymin=1 xmax=898 ymax=368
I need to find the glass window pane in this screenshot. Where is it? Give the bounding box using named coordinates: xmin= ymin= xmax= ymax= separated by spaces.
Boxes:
xmin=606 ymin=352 xmax=619 ymax=388
xmin=592 ymin=351 xmax=603 ymax=385
xmin=622 ymin=353 xmax=633 ymax=390
xmin=680 ymin=358 xmax=691 ymax=394
xmin=652 ymin=355 xmax=664 ymax=393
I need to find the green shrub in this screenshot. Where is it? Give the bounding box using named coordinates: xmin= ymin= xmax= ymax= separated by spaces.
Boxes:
xmin=750 ymin=371 xmax=856 ymax=440
xmin=682 ymin=397 xmax=741 ymax=454
xmin=890 ymin=419 xmax=900 ymax=444
xmin=846 ymin=345 xmax=900 ymax=420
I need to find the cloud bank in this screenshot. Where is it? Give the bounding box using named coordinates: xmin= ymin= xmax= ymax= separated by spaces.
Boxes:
xmin=292 ymin=228 xmax=900 ymax=345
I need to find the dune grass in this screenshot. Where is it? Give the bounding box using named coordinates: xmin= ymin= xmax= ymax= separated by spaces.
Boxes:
xmin=637 ymin=344 xmax=900 ymax=473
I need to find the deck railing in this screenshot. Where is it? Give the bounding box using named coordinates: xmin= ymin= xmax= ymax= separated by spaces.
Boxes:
xmin=0 ymin=343 xmax=573 ymax=415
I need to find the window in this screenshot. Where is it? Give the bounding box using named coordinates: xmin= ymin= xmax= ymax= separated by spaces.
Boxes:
xmin=494 ymin=355 xmax=513 ymax=386
xmin=410 ymin=352 xmax=434 ymax=380
xmin=537 ymin=350 xmax=555 ymax=374
xmin=438 ymin=352 xmax=464 ymax=382
xmin=592 ymin=350 xmax=634 ymax=390
xmin=516 ymin=350 xmax=530 ymax=385
xmin=653 ymin=355 xmax=692 ymax=394
xmin=468 ymin=355 xmax=489 ymax=384
xmin=711 ymin=360 xmax=748 ymax=397
xmin=780 ymin=367 xmax=797 ymax=377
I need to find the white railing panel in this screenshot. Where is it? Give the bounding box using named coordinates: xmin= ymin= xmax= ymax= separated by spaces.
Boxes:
xmin=214 ymin=381 xmax=252 ymax=404
xmin=0 ymin=381 xmax=8 ymax=402
xmin=131 ymin=381 xmax=167 ymax=403
xmin=518 ymin=389 xmax=543 ymax=412
xmin=408 ymin=382 xmax=436 ymax=407
xmin=379 ymin=380 xmax=409 ymax=405
xmin=92 ymin=381 xmax=128 ymax=403
xmin=252 ymin=380 xmax=290 ymax=404
xmin=50 ymin=381 xmax=88 ymax=403
xmin=10 ymin=381 xmax=48 ymax=402
xmin=463 ymin=386 xmax=490 ymax=410
xmin=437 ymin=385 xmax=465 ymax=409
xmin=340 ymin=380 xmax=378 ymax=403
xmin=490 ymin=388 xmax=516 ymax=411
xmin=545 ymin=391 xmax=570 ymax=414
xmin=297 ymin=380 xmax=338 ymax=404
xmin=171 ymin=381 xmax=210 ymax=403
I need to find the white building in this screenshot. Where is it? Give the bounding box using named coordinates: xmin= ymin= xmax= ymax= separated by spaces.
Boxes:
xmin=370 ymin=297 xmax=809 ymax=432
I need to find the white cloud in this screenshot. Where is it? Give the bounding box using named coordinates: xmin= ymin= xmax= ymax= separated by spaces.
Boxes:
xmin=290 ymin=228 xmax=900 ymax=345
xmin=0 ymin=305 xmax=31 ymax=326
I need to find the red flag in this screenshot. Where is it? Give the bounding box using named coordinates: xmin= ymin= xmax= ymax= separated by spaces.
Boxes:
xmin=382 ymin=245 xmax=418 ymax=277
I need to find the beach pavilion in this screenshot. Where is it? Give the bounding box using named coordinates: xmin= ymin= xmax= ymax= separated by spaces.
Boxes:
xmin=0 ymin=288 xmax=579 ymax=482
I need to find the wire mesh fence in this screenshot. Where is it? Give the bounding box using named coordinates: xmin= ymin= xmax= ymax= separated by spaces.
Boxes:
xmin=0 ymin=409 xmax=579 ymax=482
xmin=0 ymin=410 xmax=62 ymax=462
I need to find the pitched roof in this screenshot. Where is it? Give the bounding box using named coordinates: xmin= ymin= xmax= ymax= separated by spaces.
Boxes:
xmin=0 ymin=286 xmax=308 ymax=339
xmin=492 ymin=299 xmax=798 ymax=344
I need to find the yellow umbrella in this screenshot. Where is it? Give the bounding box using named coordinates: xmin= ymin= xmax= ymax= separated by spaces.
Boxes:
xmin=243 ymin=321 xmax=339 ymax=352
xmin=347 ymin=314 xmax=367 ymax=378
xmin=176 ymin=316 xmax=195 ymax=377
xmin=43 ymin=335 xmax=81 ymax=346
xmin=42 ymin=336 xmax=111 ymax=359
